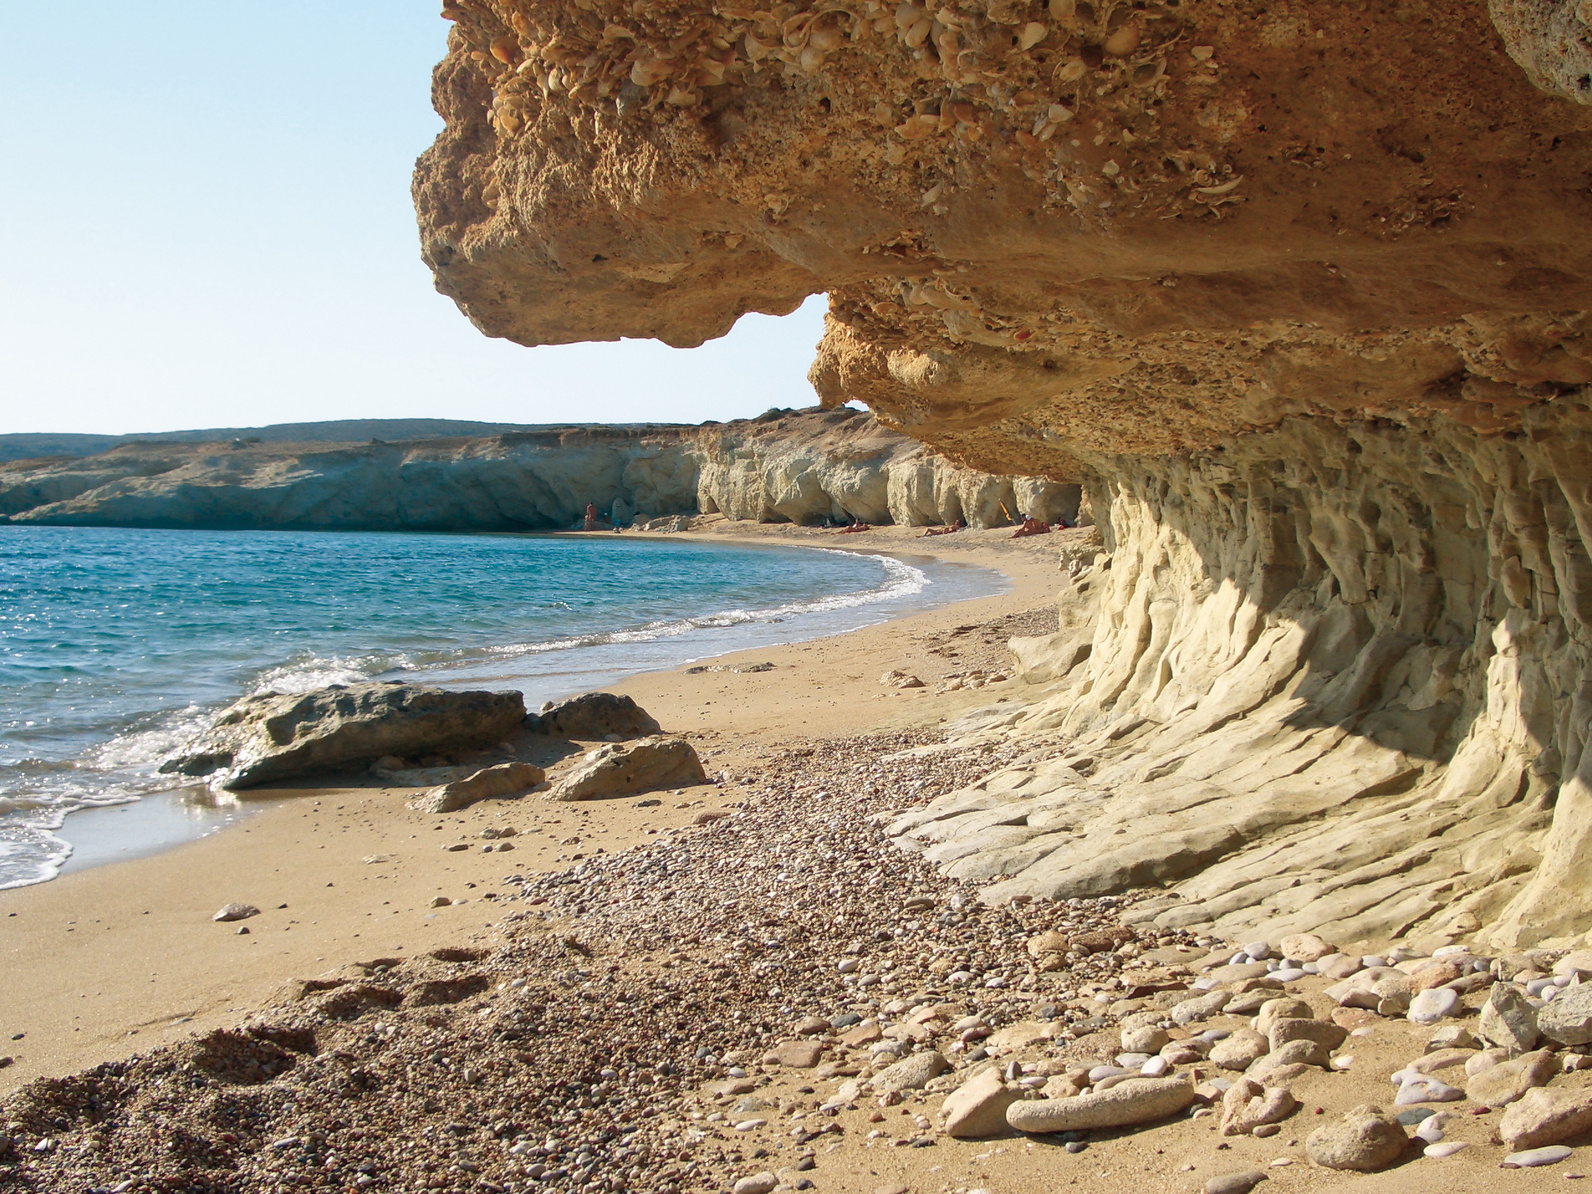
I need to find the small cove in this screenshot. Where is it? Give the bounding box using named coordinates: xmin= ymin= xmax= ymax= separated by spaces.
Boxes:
xmin=0 ymin=525 xmax=1004 ymax=886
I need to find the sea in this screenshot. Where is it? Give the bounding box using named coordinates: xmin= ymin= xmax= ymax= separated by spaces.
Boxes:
xmin=0 ymin=526 xmax=1003 ymax=889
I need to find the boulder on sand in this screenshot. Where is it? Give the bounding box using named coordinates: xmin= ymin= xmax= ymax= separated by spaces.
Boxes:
xmin=548 ymin=736 xmax=707 ymax=801
xmin=1500 ymin=1085 xmax=1592 ymax=1151
xmin=162 ymin=682 xmax=527 ymax=790
xmin=1305 ymin=1104 xmax=1408 ymax=1171
xmin=407 ymin=761 xmax=545 ymax=814
xmin=525 ymin=692 xmax=661 ymax=739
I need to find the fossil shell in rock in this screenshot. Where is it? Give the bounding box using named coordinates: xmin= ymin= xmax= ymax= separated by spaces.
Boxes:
xmin=896 ymin=112 xmax=940 ymax=138
xmin=630 ymin=54 xmax=672 ymax=86
xmin=1055 ymin=57 xmax=1089 ymax=83
xmin=490 ymin=35 xmax=519 ymax=65
xmin=1019 ymin=21 xmax=1050 ymax=50
xmin=810 ymin=24 xmax=844 ymax=53
xmin=1103 ymin=22 xmax=1141 ymax=56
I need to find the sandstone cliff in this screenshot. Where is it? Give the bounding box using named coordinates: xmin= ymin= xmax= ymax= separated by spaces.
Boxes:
xmin=414 ymin=0 xmax=1592 ymax=947
xmin=0 ymin=410 xmax=1076 ymax=531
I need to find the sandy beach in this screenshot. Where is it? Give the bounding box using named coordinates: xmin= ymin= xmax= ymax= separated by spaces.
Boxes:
xmin=0 ymin=524 xmax=1066 ymax=1093
xmin=2 ymin=522 xmax=1585 ymax=1194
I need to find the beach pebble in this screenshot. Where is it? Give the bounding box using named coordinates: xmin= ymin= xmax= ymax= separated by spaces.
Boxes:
xmin=1502 ymin=1145 xmax=1574 ymax=1168
xmin=429 ymin=896 xmax=452 ymax=908
xmin=733 ymin=1173 xmax=779 ymax=1194
xmin=1395 ymin=1076 xmax=1464 ymax=1105
xmin=1408 ymin=988 xmax=1460 ymax=1025
xmin=1121 ymin=1026 xmax=1170 ymax=1054
xmin=211 ymin=902 xmax=259 ymax=923
xmin=1423 ymin=1140 xmax=1469 ymax=1158
xmin=1203 ymin=1170 xmax=1267 ymax=1194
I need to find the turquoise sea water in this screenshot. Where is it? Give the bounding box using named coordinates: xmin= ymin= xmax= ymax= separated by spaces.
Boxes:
xmin=0 ymin=526 xmax=1001 ymax=888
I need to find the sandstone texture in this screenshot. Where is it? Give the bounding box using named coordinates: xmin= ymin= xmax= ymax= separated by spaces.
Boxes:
xmin=546 ymin=736 xmax=708 ymax=801
xmin=0 ymin=409 xmax=1075 ymax=532
xmin=408 ymin=0 xmax=1592 ymax=947
xmin=161 ymin=682 xmax=527 ymax=790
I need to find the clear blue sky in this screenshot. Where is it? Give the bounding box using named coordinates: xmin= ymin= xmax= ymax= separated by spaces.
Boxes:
xmin=0 ymin=2 xmax=828 ymax=436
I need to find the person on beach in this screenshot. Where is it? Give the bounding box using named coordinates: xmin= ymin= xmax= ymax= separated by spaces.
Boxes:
xmin=584 ymin=502 xmax=597 ymax=532
xmin=1012 ymin=516 xmax=1052 ymax=538
xmin=922 ymin=519 xmax=964 ymax=537
xmin=840 ymin=517 xmax=870 ymax=534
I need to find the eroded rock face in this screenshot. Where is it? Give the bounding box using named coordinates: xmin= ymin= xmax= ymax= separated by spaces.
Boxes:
xmin=0 ymin=410 xmax=1074 ymax=531
xmin=415 ymin=1 xmax=1592 ymax=943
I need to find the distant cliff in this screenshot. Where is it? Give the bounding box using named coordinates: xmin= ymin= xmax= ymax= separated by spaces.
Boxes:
xmin=0 ymin=418 xmax=568 ymax=463
xmin=0 ymin=409 xmax=1079 ymax=532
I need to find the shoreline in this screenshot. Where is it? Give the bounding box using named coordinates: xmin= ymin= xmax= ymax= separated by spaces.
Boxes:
xmin=0 ymin=522 xmax=1070 ymax=1093
xmin=0 ymin=526 xmax=1002 ymax=892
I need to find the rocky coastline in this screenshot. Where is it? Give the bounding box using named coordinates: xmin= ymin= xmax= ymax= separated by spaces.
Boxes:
xmin=0 ymin=410 xmax=1079 ymax=533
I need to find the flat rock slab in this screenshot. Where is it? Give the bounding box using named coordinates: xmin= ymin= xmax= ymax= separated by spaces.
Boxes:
xmin=525 ymin=692 xmax=661 ymax=739
xmin=408 ymin=761 xmax=544 ymax=814
xmin=162 ymin=682 xmax=526 ymax=790
xmin=548 ymin=736 xmax=707 ymax=801
xmin=1005 ymin=1077 xmax=1195 ymax=1134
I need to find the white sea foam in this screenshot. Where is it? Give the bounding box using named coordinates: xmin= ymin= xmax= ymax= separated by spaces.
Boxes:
xmin=231 ymin=552 xmax=929 ymax=687
xmin=481 ymin=551 xmax=929 ymax=660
